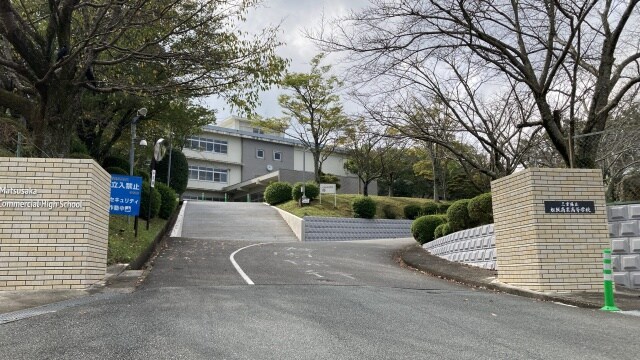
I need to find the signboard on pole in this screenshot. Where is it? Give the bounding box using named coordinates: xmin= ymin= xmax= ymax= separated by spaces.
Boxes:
xmin=319 ymin=183 xmax=337 ymax=207
xmin=109 ymin=175 xmax=142 ymax=216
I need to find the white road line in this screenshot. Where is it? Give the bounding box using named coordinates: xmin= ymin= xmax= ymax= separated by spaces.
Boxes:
xmin=229 ymin=243 xmax=264 ymax=285
xmin=170 ymin=201 xmax=188 ymax=237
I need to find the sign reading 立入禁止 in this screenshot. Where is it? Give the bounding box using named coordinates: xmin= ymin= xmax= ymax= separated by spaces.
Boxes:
xmin=544 ymin=200 xmax=595 ymax=214
xmin=110 ymin=175 xmax=142 ymax=215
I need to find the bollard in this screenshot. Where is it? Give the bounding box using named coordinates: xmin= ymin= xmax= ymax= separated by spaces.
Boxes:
xmin=601 ymin=249 xmax=620 ymax=312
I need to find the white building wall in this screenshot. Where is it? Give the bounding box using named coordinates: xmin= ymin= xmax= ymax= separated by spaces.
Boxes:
xmin=293 ymin=148 xmax=348 ymax=177
xmin=185 ymin=159 xmax=242 ymax=191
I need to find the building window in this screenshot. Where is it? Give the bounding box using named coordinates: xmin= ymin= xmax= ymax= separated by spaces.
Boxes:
xmin=256 ymin=149 xmax=264 ymax=159
xmin=253 ymin=128 xmax=265 ymax=134
xmin=273 ymin=151 xmax=282 ymax=161
xmin=185 ymin=137 xmax=228 ymax=154
xmin=188 ymin=166 xmax=229 ymax=184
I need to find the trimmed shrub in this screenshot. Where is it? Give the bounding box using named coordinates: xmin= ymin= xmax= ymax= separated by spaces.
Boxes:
xmin=156 ymin=183 xmax=178 ymax=220
xmin=619 ymin=174 xmax=640 ymax=202
xmin=319 ymin=172 xmax=341 ymax=190
xmin=140 ymin=181 xmax=161 ymax=220
xmin=382 ymin=204 xmax=398 ymax=219
xmin=264 ymin=182 xmax=293 ymax=205
xmin=103 ymin=155 xmax=130 ymax=173
xmin=403 ymin=204 xmax=422 ymax=220
xmin=434 ymin=222 xmax=451 ymax=239
xmin=155 ymin=148 xmax=189 ymax=195
xmin=437 ymin=202 xmax=451 ymax=214
xmin=135 ymin=170 xmax=149 ymax=182
xmin=411 ymin=215 xmax=447 ymax=244
xmin=292 ymin=182 xmax=320 ymax=201
xmin=105 ymin=166 xmax=128 ymax=175
xmin=421 ymin=202 xmax=439 ymax=215
xmin=352 ymin=196 xmax=377 ymax=219
xmin=468 ymin=192 xmax=493 ymax=225
xmin=446 ymin=199 xmax=472 ymax=232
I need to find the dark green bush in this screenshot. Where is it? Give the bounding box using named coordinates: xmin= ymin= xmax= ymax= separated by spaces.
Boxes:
xmin=292 ymin=182 xmax=320 ymax=201
xmin=155 ymin=148 xmax=189 ymax=194
xmin=319 ymin=172 xmax=341 ymax=190
xmin=103 ymin=155 xmax=130 ymax=173
xmin=421 ymin=202 xmax=439 ymax=215
xmin=447 ymin=199 xmax=472 ymax=232
xmin=140 ymin=181 xmax=161 ymax=220
xmin=156 ymin=183 xmax=178 ymax=220
xmin=68 ymin=152 xmax=93 ymax=159
xmin=264 ymin=182 xmax=293 ymax=205
xmin=619 ymin=174 xmax=640 ymax=202
xmin=403 ymin=204 xmax=422 ymax=220
xmin=382 ymin=204 xmax=398 ymax=219
xmin=105 ymin=166 xmax=128 ymax=175
xmin=352 ymin=196 xmax=377 ymax=219
xmin=135 ymin=170 xmax=149 ymax=182
xmin=434 ymin=222 xmax=451 ymax=239
xmin=411 ymin=215 xmax=447 ymax=244
xmin=437 ymin=202 xmax=451 ymax=214
xmin=468 ymin=192 xmax=493 ymax=225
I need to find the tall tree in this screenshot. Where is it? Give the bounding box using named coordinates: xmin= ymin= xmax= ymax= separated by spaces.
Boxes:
xmin=0 ymin=0 xmax=286 ymax=156
xmin=254 ymin=53 xmax=349 ymax=183
xmin=314 ymin=0 xmax=640 ymax=168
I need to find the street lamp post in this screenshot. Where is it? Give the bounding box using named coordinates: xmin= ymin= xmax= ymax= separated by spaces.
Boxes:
xmin=147 ymin=138 xmax=166 ymax=230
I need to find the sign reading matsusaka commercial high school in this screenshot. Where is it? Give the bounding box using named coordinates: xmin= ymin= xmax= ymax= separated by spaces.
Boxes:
xmin=110 ymin=175 xmax=142 ymax=216
xmin=544 ymin=200 xmax=595 ymax=214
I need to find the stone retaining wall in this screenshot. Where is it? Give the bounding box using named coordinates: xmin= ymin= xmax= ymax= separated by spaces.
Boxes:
xmin=608 ymin=203 xmax=640 ymax=289
xmin=423 ymin=225 xmax=497 ymax=270
xmin=303 ymin=217 xmax=412 ymax=242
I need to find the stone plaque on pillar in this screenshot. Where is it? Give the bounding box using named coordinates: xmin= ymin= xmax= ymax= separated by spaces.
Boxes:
xmin=491 ymin=168 xmax=609 ymax=293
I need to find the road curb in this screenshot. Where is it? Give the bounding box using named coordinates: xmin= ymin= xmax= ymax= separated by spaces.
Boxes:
xmin=399 ymin=244 xmax=602 ymax=309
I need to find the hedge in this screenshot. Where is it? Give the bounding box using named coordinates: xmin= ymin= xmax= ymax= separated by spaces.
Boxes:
xmin=468 ymin=192 xmax=493 ymax=226
xmin=411 ymin=215 xmax=447 ymax=245
xmin=103 ymin=155 xmax=130 ymax=173
xmin=292 ymin=182 xmax=320 ymax=201
xmin=155 ymin=148 xmax=189 ymax=195
xmin=447 ymin=199 xmax=472 ymax=232
xmin=264 ymin=182 xmax=293 ymax=205
xmin=105 ymin=166 xmax=128 ymax=175
xmin=434 ymin=222 xmax=451 ymax=239
xmin=156 ymin=183 xmax=178 ymax=220
xmin=403 ymin=204 xmax=422 ymax=220
xmin=140 ymin=181 xmax=161 ymax=220
xmin=421 ymin=202 xmax=439 ymax=215
xmin=352 ymin=196 xmax=377 ymax=219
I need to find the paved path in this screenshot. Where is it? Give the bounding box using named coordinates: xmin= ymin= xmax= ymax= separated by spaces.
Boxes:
xmin=181 ymin=201 xmax=298 ymax=241
xmin=2 ymin=204 xmax=640 ymax=359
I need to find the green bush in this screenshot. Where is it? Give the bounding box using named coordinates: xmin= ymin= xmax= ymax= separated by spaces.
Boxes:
xmin=403 ymin=204 xmax=422 ymax=220
xmin=352 ymin=196 xmax=377 ymax=219
xmin=103 ymin=155 xmax=130 ymax=173
xmin=105 ymin=166 xmax=128 ymax=175
xmin=135 ymin=170 xmax=149 ymax=182
xmin=156 ymin=183 xmax=178 ymax=220
xmin=421 ymin=202 xmax=439 ymax=215
xmin=68 ymin=152 xmax=93 ymax=159
xmin=319 ymin=172 xmax=341 ymax=190
xmin=434 ymin=222 xmax=451 ymax=239
xmin=619 ymin=174 xmax=640 ymax=202
xmin=292 ymin=182 xmax=320 ymax=201
xmin=140 ymin=181 xmax=161 ymax=220
xmin=264 ymin=182 xmax=293 ymax=205
xmin=447 ymin=199 xmax=472 ymax=232
xmin=437 ymin=202 xmax=451 ymax=214
xmin=468 ymin=192 xmax=493 ymax=225
xmin=382 ymin=204 xmax=398 ymax=219
xmin=411 ymin=215 xmax=447 ymax=244
xmin=155 ymin=148 xmax=189 ymax=195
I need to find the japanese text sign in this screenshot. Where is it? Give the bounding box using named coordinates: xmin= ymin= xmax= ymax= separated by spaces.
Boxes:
xmin=109 ymin=175 xmax=142 ymax=216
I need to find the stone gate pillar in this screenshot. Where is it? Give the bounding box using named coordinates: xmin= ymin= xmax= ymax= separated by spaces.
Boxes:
xmin=491 ymin=168 xmax=609 ymax=293
xmin=0 ymin=158 xmax=110 ymax=290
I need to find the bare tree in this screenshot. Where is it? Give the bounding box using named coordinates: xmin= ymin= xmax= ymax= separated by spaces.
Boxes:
xmin=0 ymin=0 xmax=286 ymax=156
xmin=313 ymin=0 xmax=640 ymax=168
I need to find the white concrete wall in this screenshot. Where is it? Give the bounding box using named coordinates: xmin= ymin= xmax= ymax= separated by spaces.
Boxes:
xmin=293 ymin=148 xmax=349 ymax=177
xmin=272 ymin=206 xmax=303 ymax=241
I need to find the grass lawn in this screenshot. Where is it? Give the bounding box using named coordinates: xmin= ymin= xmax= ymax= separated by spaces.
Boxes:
xmin=276 ymin=194 xmax=440 ymax=219
xmin=108 ymin=215 xmax=167 ymax=265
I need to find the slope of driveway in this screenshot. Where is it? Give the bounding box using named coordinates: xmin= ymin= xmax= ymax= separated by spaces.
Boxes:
xmin=180 ymin=201 xmax=298 ymax=242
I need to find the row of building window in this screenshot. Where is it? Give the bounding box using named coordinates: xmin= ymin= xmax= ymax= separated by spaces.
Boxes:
xmin=185 ymin=137 xmax=228 ymax=154
xmin=188 ymin=166 xmax=228 ymax=183
xmin=256 ymin=149 xmax=282 ymax=161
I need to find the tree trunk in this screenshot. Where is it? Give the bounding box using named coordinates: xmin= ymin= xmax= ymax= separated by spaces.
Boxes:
xmin=363 ymin=180 xmax=369 ymax=196
xmin=32 ymin=81 xmax=78 ymax=157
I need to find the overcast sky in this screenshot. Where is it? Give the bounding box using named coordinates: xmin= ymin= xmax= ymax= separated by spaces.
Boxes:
xmin=203 ymin=0 xmax=370 ymax=121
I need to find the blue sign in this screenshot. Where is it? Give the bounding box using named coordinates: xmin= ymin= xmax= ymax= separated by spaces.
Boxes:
xmin=109 ymin=175 xmax=143 ymax=216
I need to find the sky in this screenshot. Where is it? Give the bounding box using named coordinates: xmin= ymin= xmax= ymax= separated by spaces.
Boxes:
xmin=203 ymin=0 xmax=370 ymax=122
